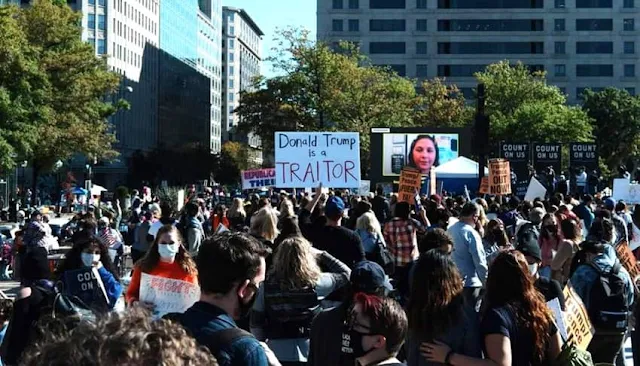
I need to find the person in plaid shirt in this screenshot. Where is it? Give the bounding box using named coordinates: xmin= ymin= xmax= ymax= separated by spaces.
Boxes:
xmin=383 ymin=201 xmax=429 ymax=300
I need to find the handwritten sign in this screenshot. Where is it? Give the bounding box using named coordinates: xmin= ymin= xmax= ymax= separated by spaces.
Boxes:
xmin=241 ymin=168 xmax=276 ymax=190
xmin=488 ymin=159 xmax=512 ymax=195
xmin=615 ymin=241 xmax=640 ymax=283
xmin=479 ymin=176 xmax=489 ymax=194
xmin=139 ymin=273 xmax=200 ymax=318
xmin=563 ymin=282 xmax=595 ymax=350
xmin=275 ymin=132 xmax=360 ymax=188
xmin=358 ymin=180 xmax=371 ymax=196
xmin=398 ymin=168 xmax=421 ymax=204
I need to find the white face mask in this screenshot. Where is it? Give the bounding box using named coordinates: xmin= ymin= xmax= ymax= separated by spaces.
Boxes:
xmin=81 ymin=253 xmax=100 ymax=267
xmin=528 ymin=263 xmax=539 ymax=276
xmin=158 ymin=243 xmax=180 ymax=260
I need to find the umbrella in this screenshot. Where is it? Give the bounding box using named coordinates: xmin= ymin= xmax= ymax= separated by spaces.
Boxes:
xmin=71 ymin=187 xmax=88 ymax=195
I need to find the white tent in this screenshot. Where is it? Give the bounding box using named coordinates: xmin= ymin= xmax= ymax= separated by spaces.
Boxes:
xmin=91 ymin=184 xmax=107 ymax=196
xmin=434 ymin=156 xmax=488 ymax=178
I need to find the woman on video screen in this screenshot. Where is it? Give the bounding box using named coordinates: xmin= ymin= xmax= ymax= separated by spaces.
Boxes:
xmin=408 ymin=135 xmax=439 ymax=174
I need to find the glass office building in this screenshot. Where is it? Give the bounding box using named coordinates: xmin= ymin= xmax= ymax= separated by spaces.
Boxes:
xmin=160 ymin=0 xmax=198 ymax=67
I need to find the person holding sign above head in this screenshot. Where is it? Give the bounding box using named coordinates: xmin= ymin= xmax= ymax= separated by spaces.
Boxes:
xmin=55 ymin=236 xmax=123 ymax=312
xmin=407 ymin=135 xmax=439 ymax=175
xmin=126 ymin=225 xmax=198 ymax=311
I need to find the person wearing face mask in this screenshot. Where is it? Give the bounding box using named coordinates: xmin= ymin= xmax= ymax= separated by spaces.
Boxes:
xmin=516 ymin=237 xmax=565 ymax=311
xmin=538 ymin=213 xmax=561 ymax=279
xmin=341 ymin=293 xmax=407 ymax=366
xmin=174 ymin=232 xmax=275 ymax=366
xmin=55 ymin=236 xmax=123 ymax=312
xmin=126 ymin=225 xmax=198 ymax=310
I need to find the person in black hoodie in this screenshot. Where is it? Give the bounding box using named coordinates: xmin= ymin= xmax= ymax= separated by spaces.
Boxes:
xmin=371 ymin=186 xmax=391 ymax=225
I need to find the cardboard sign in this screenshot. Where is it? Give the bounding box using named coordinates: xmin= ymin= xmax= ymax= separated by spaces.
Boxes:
xmin=241 ymin=168 xmax=276 ymax=190
xmin=275 ymin=132 xmax=361 ymax=188
xmin=358 ymin=180 xmax=371 ymax=196
xmin=479 ymin=176 xmax=489 ymax=194
xmin=615 ymin=241 xmax=640 ymax=283
xmin=563 ymin=282 xmax=595 ymax=351
xmin=398 ymin=168 xmax=421 ymax=204
xmin=140 ymin=273 xmax=200 ymax=318
xmin=488 ymin=159 xmax=512 ymax=195
xmin=524 ymin=176 xmax=547 ymax=201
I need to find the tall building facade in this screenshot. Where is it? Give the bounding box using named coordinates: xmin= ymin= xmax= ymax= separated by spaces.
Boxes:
xmin=318 ymin=0 xmax=640 ymax=103
xmin=222 ymin=6 xmax=264 ymax=165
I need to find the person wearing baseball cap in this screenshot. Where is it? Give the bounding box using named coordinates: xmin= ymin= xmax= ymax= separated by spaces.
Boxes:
xmin=308 ymin=260 xmax=394 ymax=366
xmin=517 ymin=238 xmax=565 ymax=310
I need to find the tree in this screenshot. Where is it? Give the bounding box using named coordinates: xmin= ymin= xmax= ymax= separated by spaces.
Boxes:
xmin=214 ymin=141 xmax=253 ymax=186
xmin=235 ymin=28 xmax=417 ymax=170
xmin=474 ymin=61 xmax=592 ymax=146
xmin=0 ymin=5 xmax=51 ymax=171
xmin=17 ymin=0 xmax=126 ymax=203
xmin=582 ymin=87 xmax=640 ymax=171
xmin=413 ymin=78 xmax=473 ymax=128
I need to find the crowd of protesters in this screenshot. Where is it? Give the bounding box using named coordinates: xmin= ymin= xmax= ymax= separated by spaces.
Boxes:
xmin=0 ymin=183 xmax=638 ymax=366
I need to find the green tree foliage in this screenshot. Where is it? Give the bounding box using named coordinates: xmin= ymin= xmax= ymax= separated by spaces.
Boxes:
xmin=582 ymin=87 xmax=640 ymax=171
xmin=235 ymin=28 xmax=417 ymax=169
xmin=214 ymin=141 xmax=254 ymax=186
xmin=413 ymin=78 xmax=473 ymax=128
xmin=474 ymin=61 xmax=592 ymax=146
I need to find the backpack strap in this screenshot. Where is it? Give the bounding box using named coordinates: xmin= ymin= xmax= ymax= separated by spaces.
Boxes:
xmin=587 ymin=261 xmax=621 ymax=275
xmin=205 ymin=328 xmax=254 ymax=352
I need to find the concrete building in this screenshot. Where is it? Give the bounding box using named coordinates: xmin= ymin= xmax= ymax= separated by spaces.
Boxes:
xmin=222 ymin=6 xmax=264 ymax=165
xmin=317 ymin=0 xmax=640 ymax=103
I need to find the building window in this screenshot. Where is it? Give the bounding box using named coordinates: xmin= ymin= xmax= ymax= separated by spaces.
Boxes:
xmin=437 ymin=64 xmax=485 ymax=77
xmin=554 ymin=64 xmax=566 ymax=76
xmin=98 ymin=0 xmax=105 ymax=5
xmin=332 ymin=19 xmax=344 ymax=31
xmin=229 ymin=39 xmax=235 ymax=48
xmin=98 ymin=15 xmax=105 ymax=30
xmin=88 ymin=14 xmax=95 ymax=29
xmin=416 ymin=19 xmax=427 ymax=31
xmin=625 ymin=64 xmax=636 ymax=77
xmin=624 ymin=0 xmax=634 ymax=7
xmin=416 ymin=41 xmax=427 ymax=54
xmin=624 ymin=19 xmax=635 ymax=31
xmin=555 ymin=19 xmax=565 ymax=31
xmin=370 ymin=19 xmax=406 ymax=31
xmin=229 ymin=79 xmax=234 ymax=88
xmin=576 ymin=41 xmax=613 ymax=54
xmin=555 ymin=41 xmax=565 ymax=54
xmin=437 ymin=42 xmax=543 ymax=54
xmin=575 ymin=19 xmax=613 ymax=31
xmin=97 ymin=38 xmax=106 ymax=54
xmin=229 ymin=53 xmax=234 ymax=62
xmin=89 ymin=0 xmax=95 ymax=4
xmin=378 ymin=64 xmax=406 ymax=76
xmin=229 ymin=66 xmax=234 ymax=75
xmin=626 ymin=87 xmax=636 ymax=95
xmin=416 ymin=64 xmax=428 ymax=77
xmin=417 ymin=0 xmax=427 ymax=8
xmin=349 ymin=0 xmax=359 ymax=8
xmin=348 ymin=19 xmax=360 ymax=31
xmin=438 ymin=0 xmax=542 ymax=8
xmin=625 ymin=41 xmax=636 ymax=54
xmin=437 ymin=19 xmax=543 ymax=31
xmin=333 ymin=0 xmax=343 ymax=9
xmin=576 ymin=0 xmax=612 ymax=7
xmin=370 ymin=0 xmax=405 ymax=8
xmin=576 ymin=64 xmax=613 ymax=76
xmin=369 ymin=42 xmax=406 ymax=54
xmin=88 ymin=38 xmax=95 ymax=47
xmin=555 ymin=0 xmax=565 ymax=7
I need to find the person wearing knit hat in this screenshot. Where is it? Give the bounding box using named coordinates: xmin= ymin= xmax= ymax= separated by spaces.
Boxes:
xmin=516 ymin=238 xmax=565 ymax=310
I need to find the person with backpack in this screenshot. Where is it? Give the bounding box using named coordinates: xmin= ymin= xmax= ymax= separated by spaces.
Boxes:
xmin=180 ymin=202 xmax=204 ymax=258
xmin=356 ymin=212 xmax=393 ymax=275
xmin=569 ymin=238 xmax=634 ymax=364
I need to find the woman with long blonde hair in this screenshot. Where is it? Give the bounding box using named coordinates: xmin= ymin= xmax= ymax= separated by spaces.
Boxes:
xmin=227 ymin=197 xmax=247 ymax=230
xmin=250 ymin=236 xmax=350 ymax=365
xmin=250 ymin=206 xmax=279 ymax=246
xmin=355 ymin=211 xmax=386 ymax=260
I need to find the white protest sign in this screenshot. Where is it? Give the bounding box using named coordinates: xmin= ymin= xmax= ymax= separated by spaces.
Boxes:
xmin=524 ymin=177 xmax=547 ymax=201
xmin=275 ymin=132 xmax=361 ymax=188
xmin=613 ymin=178 xmax=630 ymax=202
xmin=139 ymin=273 xmax=200 ymax=318
xmin=547 ymin=298 xmax=568 ymax=341
xmin=177 ymin=189 xmax=185 ymax=211
xmin=358 ymin=180 xmax=371 ymax=196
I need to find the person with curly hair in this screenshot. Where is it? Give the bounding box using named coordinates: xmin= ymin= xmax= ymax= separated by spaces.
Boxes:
xmin=422 ymin=250 xmax=562 ymax=366
xmin=20 ymin=308 xmax=218 ymax=366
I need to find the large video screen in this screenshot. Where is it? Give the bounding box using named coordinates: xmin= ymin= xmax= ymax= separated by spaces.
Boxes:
xmin=369 ymin=127 xmax=470 ymax=184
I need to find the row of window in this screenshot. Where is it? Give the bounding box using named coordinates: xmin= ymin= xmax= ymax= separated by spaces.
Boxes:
xmin=88 ymin=38 xmax=106 ymax=55
xmin=331 ymin=0 xmax=634 ymax=9
xmin=331 ymin=18 xmax=637 ymax=33
xmin=367 ymin=41 xmax=637 ymax=55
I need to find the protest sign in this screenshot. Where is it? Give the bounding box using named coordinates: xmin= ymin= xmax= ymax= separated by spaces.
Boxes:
xmin=479 ymin=176 xmax=489 ymax=194
xmin=177 ymin=189 xmax=185 ymax=211
xmin=358 ymin=180 xmax=371 ymax=196
xmin=629 ymin=184 xmax=640 ymax=205
xmin=615 ymin=241 xmax=640 ymax=283
xmin=63 ymin=267 xmax=109 ymax=308
xmin=100 ymin=191 xmax=115 ymax=202
xmin=524 ymin=176 xmax=547 ymax=201
xmin=488 ymin=159 xmax=512 ymax=195
xmin=398 ymin=168 xmax=421 ymax=204
xmin=140 ymin=273 xmax=200 ymax=318
xmin=547 ymin=298 xmax=568 ymax=341
xmin=241 ymin=168 xmax=276 ymax=190
xmin=612 ymin=178 xmax=631 ymax=203
xmin=533 ymin=143 xmax=562 ymax=174
xmin=569 ymin=142 xmax=598 ymax=171
xmin=429 ymin=167 xmax=437 ymax=196
xmin=563 ymin=282 xmax=595 ymax=350
xmin=275 ymin=132 xmax=360 ymax=188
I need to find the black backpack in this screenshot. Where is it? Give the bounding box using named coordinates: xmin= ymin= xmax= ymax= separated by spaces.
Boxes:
xmin=587 ymin=261 xmax=630 ymax=332
xmin=366 ymin=235 xmax=395 ymax=275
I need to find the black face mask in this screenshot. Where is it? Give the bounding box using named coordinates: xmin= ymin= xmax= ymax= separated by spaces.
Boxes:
xmin=342 ymin=327 xmax=377 ymax=360
xmin=237 ymin=283 xmax=258 ymax=319
xmin=544 ymin=224 xmax=557 ymax=233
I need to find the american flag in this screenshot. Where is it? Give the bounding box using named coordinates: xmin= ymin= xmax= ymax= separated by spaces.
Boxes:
xmin=99 ymin=228 xmax=118 ymax=247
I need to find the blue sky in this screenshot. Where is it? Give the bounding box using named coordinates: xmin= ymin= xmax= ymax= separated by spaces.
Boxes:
xmin=224 ymin=0 xmax=317 ymax=77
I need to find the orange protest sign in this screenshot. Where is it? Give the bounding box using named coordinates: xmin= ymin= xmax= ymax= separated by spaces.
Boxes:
xmin=398 ymin=167 xmax=421 ymax=204
xmin=563 ymin=282 xmax=595 ymax=351
xmin=615 ymin=241 xmax=640 ymax=283
xmin=488 ymin=159 xmax=512 ymax=195
xmin=479 ymin=176 xmax=489 ymax=194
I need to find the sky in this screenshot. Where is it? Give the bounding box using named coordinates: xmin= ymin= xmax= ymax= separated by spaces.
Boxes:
xmin=223 ymin=0 xmax=317 ymax=77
